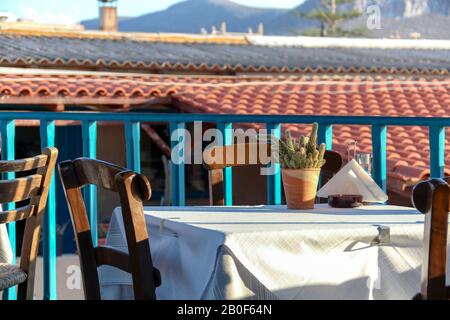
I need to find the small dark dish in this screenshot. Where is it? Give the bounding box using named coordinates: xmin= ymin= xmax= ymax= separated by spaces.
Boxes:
xmin=328 ymin=194 xmax=363 ymax=208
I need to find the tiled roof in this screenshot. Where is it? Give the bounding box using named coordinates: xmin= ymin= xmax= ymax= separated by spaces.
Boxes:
xmin=173 ymin=75 xmax=450 ymax=190
xmin=0 ymin=74 xmax=183 ymax=105
xmin=1 ymin=31 xmax=450 ymax=74
xmin=1 ymin=72 xmax=450 ymax=192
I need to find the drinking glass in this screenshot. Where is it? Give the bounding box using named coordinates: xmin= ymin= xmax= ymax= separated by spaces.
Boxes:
xmin=355 ymin=153 xmax=372 ymax=176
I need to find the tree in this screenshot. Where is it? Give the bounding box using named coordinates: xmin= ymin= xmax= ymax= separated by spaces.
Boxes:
xmin=297 ymin=0 xmax=365 ymax=37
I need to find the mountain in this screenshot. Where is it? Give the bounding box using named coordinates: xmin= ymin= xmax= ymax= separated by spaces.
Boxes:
xmin=262 ymin=0 xmax=321 ymax=35
xmin=81 ymin=0 xmax=450 ymax=39
xmin=344 ymin=0 xmax=450 ymax=39
xmin=352 ymin=0 xmax=450 ymax=18
xmin=343 ymin=12 xmax=450 ymax=40
xmin=266 ymin=0 xmax=450 ymax=36
xmin=82 ymin=0 xmax=288 ymax=34
xmin=265 ymin=0 xmax=450 ymax=38
xmin=260 ymin=0 xmax=319 ymax=35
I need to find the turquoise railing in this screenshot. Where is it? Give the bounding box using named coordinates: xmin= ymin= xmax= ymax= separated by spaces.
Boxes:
xmin=0 ymin=111 xmax=447 ymax=300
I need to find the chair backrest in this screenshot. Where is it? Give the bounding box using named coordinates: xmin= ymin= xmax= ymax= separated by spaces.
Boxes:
xmin=203 ymin=143 xmax=269 ymax=206
xmin=203 ymin=143 xmax=343 ymax=206
xmin=58 ymin=158 xmax=159 ymax=300
xmin=412 ymin=177 xmax=450 ymax=300
xmin=321 ymin=150 xmax=343 ymax=185
xmin=0 ymin=147 xmax=58 ymax=300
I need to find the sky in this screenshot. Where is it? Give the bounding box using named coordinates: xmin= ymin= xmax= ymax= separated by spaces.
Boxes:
xmin=0 ymin=0 xmax=305 ymax=24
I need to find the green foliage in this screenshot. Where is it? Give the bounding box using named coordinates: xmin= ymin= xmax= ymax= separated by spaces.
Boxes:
xmin=294 ymin=0 xmax=366 ymax=37
xmin=279 ymin=123 xmax=327 ymax=169
xmin=303 ymin=26 xmax=367 ymax=37
xmin=301 ymin=28 xmax=323 ymax=37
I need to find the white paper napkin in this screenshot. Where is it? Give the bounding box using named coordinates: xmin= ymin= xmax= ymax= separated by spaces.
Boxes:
xmin=317 ymin=159 xmax=388 ymax=203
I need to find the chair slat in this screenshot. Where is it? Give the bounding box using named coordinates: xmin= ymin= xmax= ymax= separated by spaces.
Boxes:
xmin=0 ymin=174 xmax=42 ymax=203
xmin=0 ymin=154 xmax=48 ymax=173
xmin=73 ymin=158 xmax=123 ymax=191
xmin=0 ymin=205 xmax=35 ymax=224
xmin=95 ymin=246 xmax=131 ymax=273
xmin=204 ymin=143 xmax=272 ymax=170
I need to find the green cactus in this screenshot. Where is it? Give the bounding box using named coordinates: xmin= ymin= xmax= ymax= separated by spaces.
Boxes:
xmin=278 ymin=122 xmax=327 ymax=170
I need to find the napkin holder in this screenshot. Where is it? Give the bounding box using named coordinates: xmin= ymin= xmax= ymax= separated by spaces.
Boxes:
xmin=328 ymin=194 xmax=363 ymax=208
xmin=317 ymin=159 xmax=388 ymax=204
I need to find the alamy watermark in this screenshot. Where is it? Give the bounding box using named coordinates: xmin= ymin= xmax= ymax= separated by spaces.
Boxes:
xmin=366 ymin=5 xmax=382 ymax=30
xmin=66 ymin=265 xmax=82 ymax=290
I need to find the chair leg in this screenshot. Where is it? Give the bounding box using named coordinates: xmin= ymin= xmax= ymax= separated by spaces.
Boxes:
xmin=18 ymin=214 xmax=42 ymax=300
xmin=17 ymin=282 xmax=26 ymax=300
xmin=17 ymin=280 xmax=33 ymax=300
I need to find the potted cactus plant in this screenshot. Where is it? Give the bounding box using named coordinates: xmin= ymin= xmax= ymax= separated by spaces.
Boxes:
xmin=279 ymin=123 xmax=327 ymax=209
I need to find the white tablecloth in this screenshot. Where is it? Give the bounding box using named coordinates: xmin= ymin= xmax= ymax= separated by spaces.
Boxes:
xmin=99 ymin=204 xmax=450 ymax=300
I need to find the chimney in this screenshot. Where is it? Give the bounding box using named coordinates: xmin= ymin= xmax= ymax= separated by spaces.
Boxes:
xmin=220 ymin=21 xmax=226 ymax=34
xmin=257 ymin=23 xmax=264 ymax=35
xmin=98 ymin=0 xmax=118 ymax=32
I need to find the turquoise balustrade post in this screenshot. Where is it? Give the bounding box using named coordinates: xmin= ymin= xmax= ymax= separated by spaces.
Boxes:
xmin=429 ymin=126 xmax=446 ymax=178
xmin=82 ymin=120 xmax=98 ymax=245
xmin=317 ymin=124 xmax=333 ymax=189
xmin=218 ymin=123 xmax=233 ymax=206
xmin=266 ymin=123 xmax=281 ymax=205
xmin=372 ymin=125 xmax=387 ymax=193
xmin=125 ymin=121 xmax=141 ymax=173
xmin=1 ymin=120 xmax=16 ymax=300
xmin=40 ymin=120 xmax=57 ymax=300
xmin=318 ymin=124 xmax=333 ymax=150
xmin=170 ymin=122 xmax=186 ymax=206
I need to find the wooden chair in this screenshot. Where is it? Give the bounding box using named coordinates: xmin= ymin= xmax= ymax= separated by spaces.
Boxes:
xmin=0 ymin=147 xmax=58 ymax=299
xmin=58 ymin=158 xmax=161 ymax=300
xmin=203 ymin=143 xmax=343 ymax=206
xmin=321 ymin=150 xmax=343 ymax=185
xmin=411 ymin=177 xmax=450 ymax=300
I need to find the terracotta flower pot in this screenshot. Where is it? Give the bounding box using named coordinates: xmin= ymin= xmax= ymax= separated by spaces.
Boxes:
xmin=281 ymin=168 xmax=321 ymax=210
